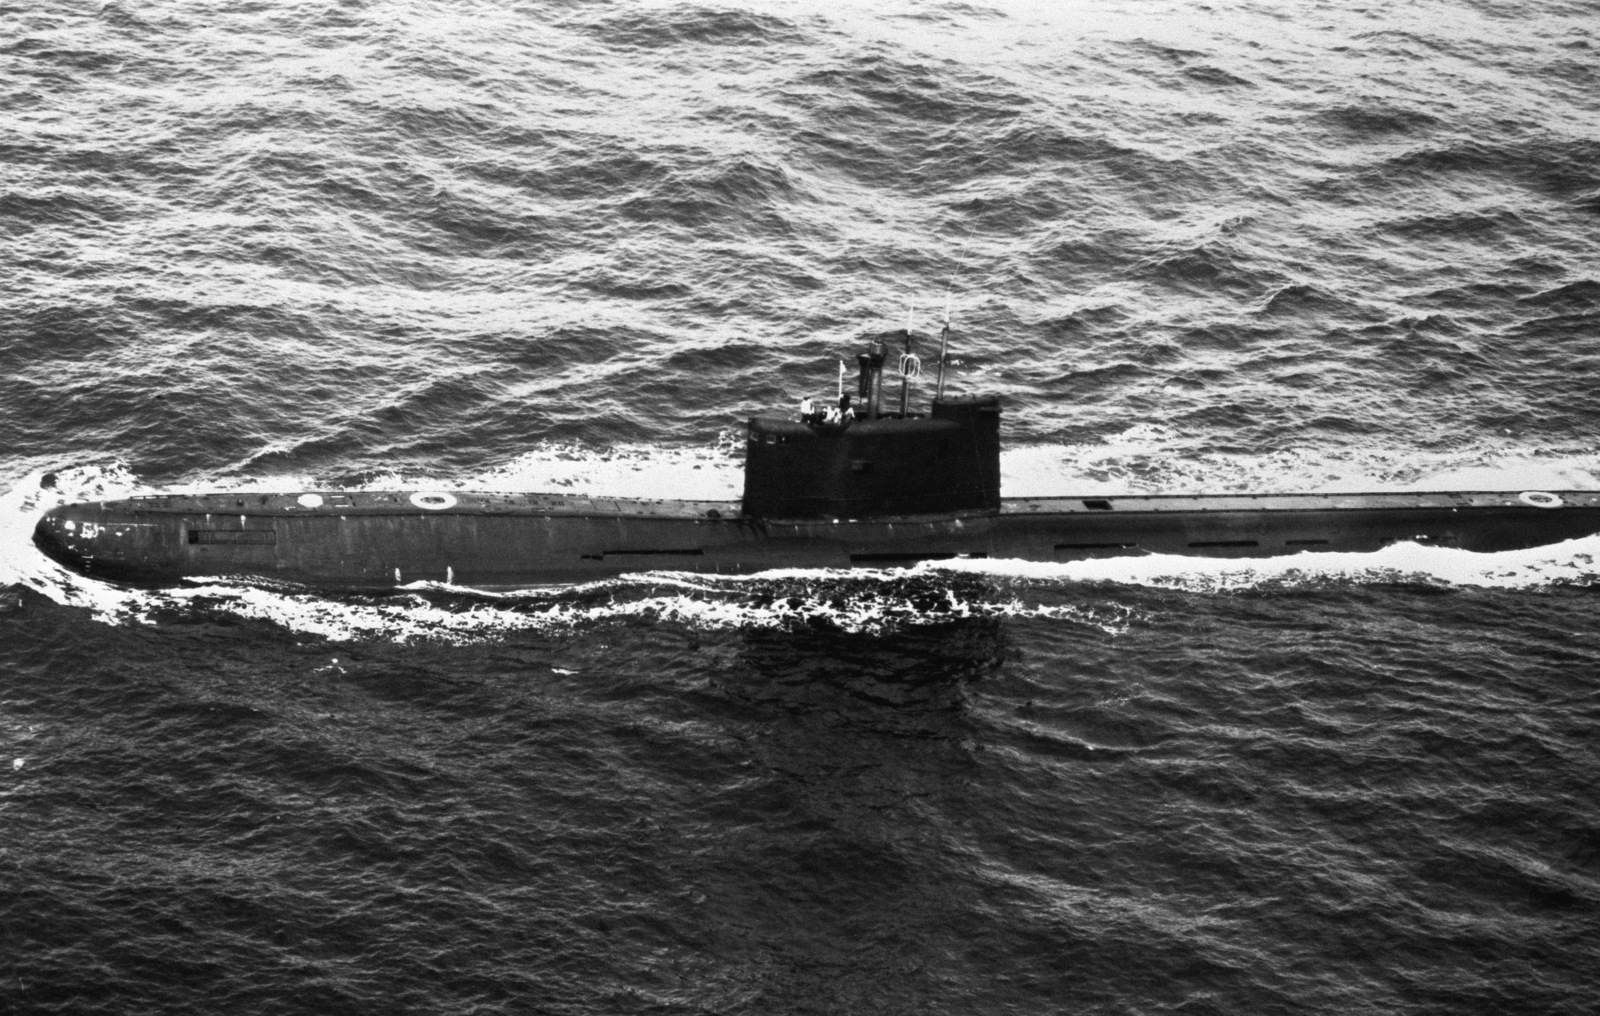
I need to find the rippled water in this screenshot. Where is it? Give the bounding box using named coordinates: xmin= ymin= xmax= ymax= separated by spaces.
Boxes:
xmin=3 ymin=1 xmax=1599 ymax=1012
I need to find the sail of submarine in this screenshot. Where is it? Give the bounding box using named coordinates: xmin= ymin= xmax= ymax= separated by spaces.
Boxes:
xmin=33 ymin=317 xmax=1600 ymax=590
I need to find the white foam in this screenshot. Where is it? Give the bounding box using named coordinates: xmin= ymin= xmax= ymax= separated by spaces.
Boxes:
xmin=278 ymin=435 xmax=741 ymax=501
xmin=0 ymin=465 xmax=161 ymax=627
xmin=122 ymin=576 xmax=1130 ymax=643
xmin=1001 ymin=437 xmax=1600 ymax=497
xmin=930 ymin=536 xmax=1600 ymax=591
xmin=471 ymin=437 xmax=745 ymax=500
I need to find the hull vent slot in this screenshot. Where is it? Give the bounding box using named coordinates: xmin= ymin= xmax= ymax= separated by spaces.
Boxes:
xmin=189 ymin=530 xmax=276 ymax=545
xmin=602 ymin=549 xmax=705 ymax=557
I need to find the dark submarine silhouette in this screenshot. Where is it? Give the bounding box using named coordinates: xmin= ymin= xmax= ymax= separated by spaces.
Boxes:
xmin=33 ymin=320 xmax=1600 ymax=590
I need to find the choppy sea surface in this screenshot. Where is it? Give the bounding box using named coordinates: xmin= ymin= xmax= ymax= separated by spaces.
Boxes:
xmin=4 ymin=1 xmax=1600 ymax=1012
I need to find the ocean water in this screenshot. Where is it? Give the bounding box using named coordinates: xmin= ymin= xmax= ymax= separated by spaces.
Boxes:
xmin=3 ymin=1 xmax=1600 ymax=1012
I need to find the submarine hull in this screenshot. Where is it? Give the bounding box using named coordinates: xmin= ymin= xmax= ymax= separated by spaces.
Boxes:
xmin=33 ymin=488 xmax=1600 ymax=590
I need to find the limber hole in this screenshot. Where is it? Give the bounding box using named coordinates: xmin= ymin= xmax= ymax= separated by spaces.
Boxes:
xmin=1082 ymin=499 xmax=1113 ymax=511
xmin=600 ymin=549 xmax=705 ymax=557
xmin=1285 ymin=538 xmax=1329 ymax=546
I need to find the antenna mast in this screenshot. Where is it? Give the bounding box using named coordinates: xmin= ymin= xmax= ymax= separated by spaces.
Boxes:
xmin=899 ymin=305 xmax=915 ymax=416
xmin=934 ymin=292 xmax=952 ymax=403
xmin=934 ymin=227 xmax=969 ymax=404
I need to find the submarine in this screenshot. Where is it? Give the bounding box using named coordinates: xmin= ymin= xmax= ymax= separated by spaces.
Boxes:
xmin=33 ymin=320 xmax=1600 ymax=590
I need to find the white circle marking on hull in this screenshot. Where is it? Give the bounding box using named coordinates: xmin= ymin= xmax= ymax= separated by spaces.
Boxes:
xmin=1518 ymin=491 xmax=1563 ymax=509
xmin=409 ymin=492 xmax=458 ymax=510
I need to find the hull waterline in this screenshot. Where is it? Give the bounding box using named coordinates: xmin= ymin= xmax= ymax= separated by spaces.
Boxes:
xmin=33 ymin=488 xmax=1600 ymax=591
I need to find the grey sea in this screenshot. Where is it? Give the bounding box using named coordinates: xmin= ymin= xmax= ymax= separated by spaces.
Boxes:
xmin=3 ymin=1 xmax=1599 ymax=1013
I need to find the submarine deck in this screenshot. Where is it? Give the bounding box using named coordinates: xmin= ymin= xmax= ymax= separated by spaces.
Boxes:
xmin=94 ymin=488 xmax=1600 ymax=520
xmin=36 ymin=487 xmax=1600 ymax=589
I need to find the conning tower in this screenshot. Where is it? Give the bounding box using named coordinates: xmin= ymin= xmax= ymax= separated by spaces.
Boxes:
xmin=742 ymin=326 xmax=1000 ymax=519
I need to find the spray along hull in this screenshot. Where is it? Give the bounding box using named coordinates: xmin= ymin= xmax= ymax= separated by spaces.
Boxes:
xmin=32 ymin=488 xmax=1600 ymax=590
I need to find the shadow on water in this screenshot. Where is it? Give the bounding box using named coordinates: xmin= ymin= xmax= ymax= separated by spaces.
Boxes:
xmin=643 ymin=620 xmax=1020 ymax=1012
